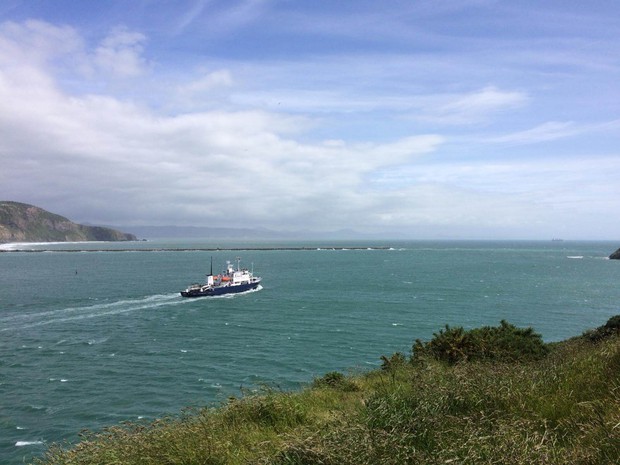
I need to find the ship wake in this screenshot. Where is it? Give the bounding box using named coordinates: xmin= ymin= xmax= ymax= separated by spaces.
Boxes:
xmin=0 ymin=293 xmax=184 ymax=332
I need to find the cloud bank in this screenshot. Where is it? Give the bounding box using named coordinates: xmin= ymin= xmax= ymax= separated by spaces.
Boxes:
xmin=1 ymin=2 xmax=619 ymax=239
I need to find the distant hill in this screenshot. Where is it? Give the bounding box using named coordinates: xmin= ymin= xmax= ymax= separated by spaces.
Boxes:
xmin=117 ymin=225 xmax=372 ymax=240
xmin=122 ymin=225 xmax=291 ymax=240
xmin=0 ymin=201 xmax=137 ymax=244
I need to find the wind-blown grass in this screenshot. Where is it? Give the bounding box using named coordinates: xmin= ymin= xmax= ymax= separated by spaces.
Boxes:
xmin=35 ymin=318 xmax=620 ymax=465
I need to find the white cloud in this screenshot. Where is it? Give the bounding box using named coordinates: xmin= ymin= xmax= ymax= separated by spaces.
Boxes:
xmin=180 ymin=69 xmax=233 ymax=94
xmin=0 ymin=23 xmax=445 ymax=230
xmin=0 ymin=19 xmax=84 ymax=66
xmin=171 ymin=0 xmax=270 ymax=37
xmin=93 ymin=27 xmax=148 ymax=78
xmin=0 ymin=20 xmax=148 ymax=82
xmin=487 ymin=121 xmax=577 ymax=144
xmin=417 ymin=86 xmax=528 ymax=125
xmin=1 ymin=13 xmax=619 ymax=239
xmin=171 ymin=0 xmax=211 ymax=35
xmin=487 ymin=119 xmax=620 ymax=145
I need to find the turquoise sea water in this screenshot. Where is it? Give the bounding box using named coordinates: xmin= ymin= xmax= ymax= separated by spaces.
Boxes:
xmin=1 ymin=240 xmax=619 ymax=464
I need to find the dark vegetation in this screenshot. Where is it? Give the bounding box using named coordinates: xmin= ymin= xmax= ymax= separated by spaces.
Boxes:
xmin=411 ymin=319 xmax=549 ymax=364
xmin=0 ymin=201 xmax=136 ymax=243
xmin=34 ymin=317 xmax=620 ymax=464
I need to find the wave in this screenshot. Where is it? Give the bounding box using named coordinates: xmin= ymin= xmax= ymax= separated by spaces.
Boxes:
xmin=0 ymin=293 xmax=184 ymax=332
xmin=1 ymin=285 xmax=265 ymax=333
xmin=15 ymin=440 xmax=44 ymax=447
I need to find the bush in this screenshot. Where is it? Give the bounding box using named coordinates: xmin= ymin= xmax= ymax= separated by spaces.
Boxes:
xmin=380 ymin=352 xmax=407 ymax=371
xmin=412 ymin=320 xmax=548 ymax=364
xmin=222 ymin=391 xmax=306 ymax=431
xmin=312 ymin=371 xmax=359 ymax=392
xmin=583 ymin=315 xmax=620 ymax=342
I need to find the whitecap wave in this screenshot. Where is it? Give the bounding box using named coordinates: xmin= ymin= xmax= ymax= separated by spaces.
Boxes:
xmin=15 ymin=440 xmax=44 ymax=447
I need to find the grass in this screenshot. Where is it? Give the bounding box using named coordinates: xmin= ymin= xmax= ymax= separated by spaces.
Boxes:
xmin=34 ymin=318 xmax=620 ymax=465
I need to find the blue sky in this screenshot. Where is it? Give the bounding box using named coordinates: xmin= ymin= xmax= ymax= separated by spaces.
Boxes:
xmin=1 ymin=0 xmax=619 ymax=239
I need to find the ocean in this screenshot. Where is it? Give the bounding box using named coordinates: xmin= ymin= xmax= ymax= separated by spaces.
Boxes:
xmin=1 ymin=240 xmax=619 ymax=464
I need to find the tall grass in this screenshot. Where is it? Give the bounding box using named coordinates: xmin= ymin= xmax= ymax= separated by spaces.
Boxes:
xmin=35 ymin=318 xmax=620 ymax=465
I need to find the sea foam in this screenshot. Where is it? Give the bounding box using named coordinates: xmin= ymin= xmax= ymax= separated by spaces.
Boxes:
xmin=15 ymin=440 xmax=44 ymax=447
xmin=0 ymin=293 xmax=182 ymax=332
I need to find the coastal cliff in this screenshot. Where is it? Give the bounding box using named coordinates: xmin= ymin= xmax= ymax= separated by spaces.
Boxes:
xmin=0 ymin=201 xmax=136 ymax=244
xmin=610 ymin=248 xmax=620 ymax=260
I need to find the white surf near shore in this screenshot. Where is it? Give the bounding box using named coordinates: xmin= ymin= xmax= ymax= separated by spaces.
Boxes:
xmin=0 ymin=241 xmax=109 ymax=251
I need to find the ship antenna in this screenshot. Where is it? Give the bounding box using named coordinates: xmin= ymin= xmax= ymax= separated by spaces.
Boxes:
xmin=210 ymin=256 xmax=213 ymax=276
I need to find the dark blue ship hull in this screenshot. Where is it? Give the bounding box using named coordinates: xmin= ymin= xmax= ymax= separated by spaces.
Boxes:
xmin=180 ymin=280 xmax=260 ymax=298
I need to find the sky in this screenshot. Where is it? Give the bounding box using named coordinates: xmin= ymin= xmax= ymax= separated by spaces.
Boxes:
xmin=1 ymin=0 xmax=619 ymax=239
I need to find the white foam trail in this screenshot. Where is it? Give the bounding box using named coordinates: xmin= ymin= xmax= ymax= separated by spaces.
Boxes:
xmin=15 ymin=441 xmax=44 ymax=447
xmin=0 ymin=293 xmax=184 ymax=332
xmin=2 ymin=286 xmax=263 ymax=331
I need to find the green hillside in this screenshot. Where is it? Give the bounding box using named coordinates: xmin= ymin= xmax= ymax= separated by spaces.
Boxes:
xmin=34 ymin=317 xmax=620 ymax=465
xmin=0 ymin=201 xmax=136 ymax=243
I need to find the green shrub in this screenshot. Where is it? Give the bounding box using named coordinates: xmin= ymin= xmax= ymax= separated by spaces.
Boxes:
xmin=312 ymin=371 xmax=359 ymax=392
xmin=222 ymin=391 xmax=306 ymax=431
xmin=412 ymin=320 xmax=548 ymax=364
xmin=412 ymin=325 xmax=474 ymax=364
xmin=605 ymin=315 xmax=620 ymax=330
xmin=380 ymin=352 xmax=407 ymax=371
xmin=583 ymin=315 xmax=620 ymax=342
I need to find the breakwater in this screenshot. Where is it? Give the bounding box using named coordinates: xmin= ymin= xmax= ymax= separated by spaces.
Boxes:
xmin=0 ymin=246 xmax=393 ymax=253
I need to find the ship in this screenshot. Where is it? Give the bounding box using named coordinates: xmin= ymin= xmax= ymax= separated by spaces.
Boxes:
xmin=180 ymin=257 xmax=261 ymax=297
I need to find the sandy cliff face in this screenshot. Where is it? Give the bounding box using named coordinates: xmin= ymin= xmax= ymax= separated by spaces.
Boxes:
xmin=0 ymin=201 xmax=136 ymax=243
